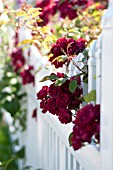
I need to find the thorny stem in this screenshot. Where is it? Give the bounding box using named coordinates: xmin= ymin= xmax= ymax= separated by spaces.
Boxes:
xmin=72 ymin=60 xmax=86 ymax=74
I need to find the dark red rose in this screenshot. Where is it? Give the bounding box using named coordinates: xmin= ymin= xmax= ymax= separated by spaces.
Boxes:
xmin=58 ymin=108 xmax=72 ymax=124
xmin=37 ymin=86 xmax=49 ymax=99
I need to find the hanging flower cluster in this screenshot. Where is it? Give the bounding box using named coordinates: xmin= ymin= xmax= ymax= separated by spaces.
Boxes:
xmin=0 ymin=0 xmax=107 ymax=155
xmin=10 ymin=32 xmax=35 ymax=85
xmin=11 ymin=48 xmax=25 ymax=73
xmin=20 ymin=66 xmax=35 ymax=85
xmin=37 ymin=72 xmax=83 ymax=124
xmin=36 ymin=0 xmax=90 ymax=26
xmin=36 ymin=0 xmax=108 ymax=26
xmin=49 ymin=37 xmax=87 ymax=68
xmin=70 ymin=104 xmax=100 ymax=150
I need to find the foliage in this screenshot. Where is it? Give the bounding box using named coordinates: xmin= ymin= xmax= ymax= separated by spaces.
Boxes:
xmin=34 ymin=0 xmax=105 ymax=150
xmin=0 ymin=0 xmax=108 ymax=158
xmin=37 ymin=72 xmax=83 ymax=123
xmin=0 ymin=124 xmax=25 ymax=170
xmin=0 ymin=0 xmax=27 ymax=167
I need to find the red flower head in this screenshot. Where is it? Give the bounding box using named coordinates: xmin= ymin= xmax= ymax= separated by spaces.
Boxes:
xmin=20 ymin=66 xmax=35 ymax=85
xmin=71 ymin=104 xmax=100 ymax=150
xmin=58 ymin=108 xmax=72 ymax=124
xmin=49 ymin=37 xmax=87 ymax=68
xmin=11 ymin=49 xmax=25 ymax=72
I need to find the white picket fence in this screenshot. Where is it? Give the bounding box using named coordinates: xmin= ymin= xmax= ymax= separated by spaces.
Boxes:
xmin=22 ymin=28 xmax=102 ymax=170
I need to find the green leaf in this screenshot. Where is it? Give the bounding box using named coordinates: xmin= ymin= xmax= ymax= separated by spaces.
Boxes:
xmin=74 ymin=73 xmax=83 ymax=79
xmin=84 ymin=90 xmax=96 ymax=103
xmin=83 ymin=73 xmax=88 ymax=84
xmin=68 ymin=132 xmax=73 ymax=146
xmin=69 ymin=80 xmax=77 ymax=93
xmin=39 ymin=74 xmax=58 ymax=82
xmin=93 ymin=75 xmax=96 ymax=79
xmin=93 ymin=75 xmax=101 ymax=79
xmin=17 ymin=93 xmax=26 ymax=100
xmin=83 ymin=49 xmax=88 ymax=57
xmin=3 ymin=98 xmax=20 ymax=116
xmin=16 ymin=146 xmax=25 ymax=159
xmin=39 ymin=76 xmax=50 ymax=82
xmin=50 ymin=74 xmax=58 ymax=80
xmin=5 ymin=157 xmax=17 ymax=170
xmin=58 ymin=0 xmax=66 ymax=5
xmin=82 ymin=57 xmax=87 ymax=63
xmin=52 ymin=55 xmax=67 ymax=63
xmin=55 ymin=78 xmax=66 ymax=86
xmin=64 ymin=74 xmax=68 ymax=78
xmin=78 ymin=97 xmax=85 ymax=102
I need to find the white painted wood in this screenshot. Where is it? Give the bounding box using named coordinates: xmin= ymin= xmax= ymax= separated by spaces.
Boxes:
xmin=95 ymin=34 xmax=102 ymax=104
xmin=55 ymin=135 xmax=59 ymax=170
xmin=88 ymin=40 xmax=97 ymax=92
xmin=70 ymin=153 xmax=74 ymax=170
xmin=52 ymin=131 xmax=55 ymax=170
xmin=25 ymin=84 xmax=38 ymax=169
xmin=68 ymin=152 xmax=72 ymax=170
xmin=40 ymin=113 xmax=100 ymax=170
xmin=109 ymin=0 xmax=113 ymax=5
xmin=76 ymin=161 xmax=80 ymax=170
xmin=59 ymin=141 xmax=65 ymax=170
xmin=101 ymin=2 xmax=113 ymax=170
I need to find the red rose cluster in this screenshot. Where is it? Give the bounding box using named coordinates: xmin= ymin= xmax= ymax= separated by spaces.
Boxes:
xmin=11 ymin=48 xmax=25 ymax=73
xmin=36 ymin=0 xmax=89 ymax=26
xmin=20 ymin=66 xmax=35 ymax=85
xmin=10 ymin=31 xmax=35 ymax=85
xmin=49 ymin=37 xmax=87 ymax=68
xmin=11 ymin=48 xmax=35 ymax=85
xmin=57 ymin=0 xmax=88 ymax=20
xmin=37 ymin=73 xmax=83 ymax=124
xmin=71 ymin=104 xmax=100 ymax=150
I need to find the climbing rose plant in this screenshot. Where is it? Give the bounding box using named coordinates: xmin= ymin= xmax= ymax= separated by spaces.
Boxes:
xmin=0 ymin=0 xmax=107 ymax=152
xmin=49 ymin=37 xmax=87 ymax=68
xmin=35 ymin=0 xmax=104 ymax=151
xmin=71 ymin=104 xmax=100 ymax=150
xmin=37 ymin=72 xmax=83 ymax=124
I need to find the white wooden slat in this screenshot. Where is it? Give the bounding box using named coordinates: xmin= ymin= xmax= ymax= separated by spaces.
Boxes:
xmin=57 ymin=137 xmax=60 ymax=170
xmin=54 ymin=133 xmax=58 ymax=170
xmin=37 ymin=111 xmax=44 ymax=169
xmin=70 ymin=153 xmax=74 ymax=170
xmin=43 ymin=120 xmax=48 ymax=170
xmin=68 ymin=151 xmax=71 ymax=170
xmin=95 ymin=34 xmax=102 ymax=104
xmin=65 ymin=148 xmax=68 ymax=170
xmin=88 ymin=40 xmax=97 ymax=92
xmin=80 ymin=167 xmax=84 ymax=170
xmin=51 ymin=129 xmax=55 ymax=170
xmin=45 ymin=122 xmax=49 ymax=170
xmin=73 ymin=158 xmax=77 ymax=170
xmin=59 ymin=141 xmax=65 ymax=170
xmin=76 ymin=160 xmax=80 ymax=170
xmin=101 ymin=2 xmax=113 ymax=170
xmin=48 ymin=125 xmax=52 ymax=170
